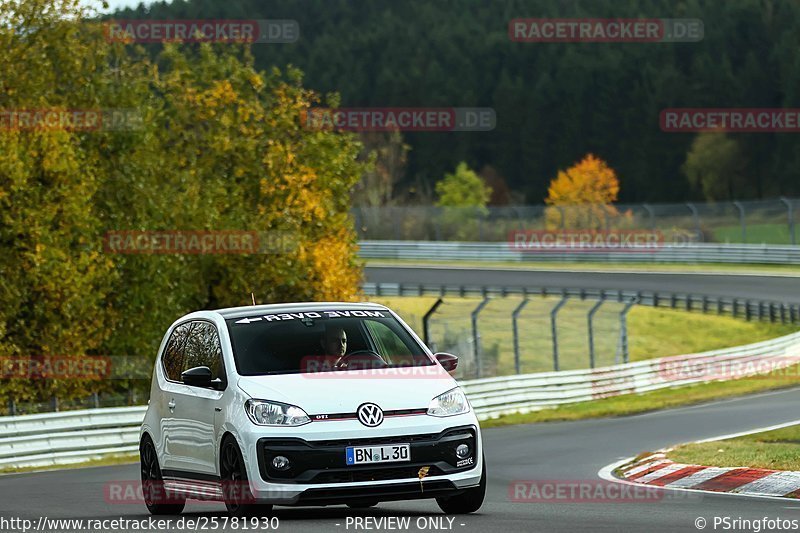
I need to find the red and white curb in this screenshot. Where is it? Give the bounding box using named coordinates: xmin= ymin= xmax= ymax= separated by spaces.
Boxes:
xmin=614 ymin=453 xmax=800 ymax=498
xmin=598 ymin=419 xmax=800 ymax=501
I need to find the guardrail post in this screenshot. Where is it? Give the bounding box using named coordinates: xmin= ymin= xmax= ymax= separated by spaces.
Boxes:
xmin=781 ymin=197 xmax=796 ymax=245
xmin=423 ymin=298 xmax=444 ymax=348
xmin=392 ymin=208 xmax=401 ymax=240
xmin=617 ymin=298 xmax=638 ymax=364
xmin=745 ymin=301 xmax=752 ymax=321
xmin=686 ymin=202 xmax=701 ymax=241
xmin=642 ymin=203 xmax=656 ymax=230
xmin=512 ymin=299 xmax=530 ymax=374
xmin=471 ymin=297 xmax=491 ymax=378
xmin=733 ymin=201 xmax=746 ymax=243
xmin=587 ymin=296 xmax=605 ymax=369
xmin=550 ymin=296 xmax=569 ymax=371
xmin=8 ymin=398 xmax=15 ymax=416
xmin=556 ymin=206 xmax=566 ymax=229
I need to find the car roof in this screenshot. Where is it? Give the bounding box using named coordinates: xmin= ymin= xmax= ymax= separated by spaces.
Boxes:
xmin=215 ymin=301 xmax=391 ymax=320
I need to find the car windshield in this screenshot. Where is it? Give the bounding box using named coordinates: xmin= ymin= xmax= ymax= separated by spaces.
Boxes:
xmin=225 ymin=309 xmax=434 ymax=376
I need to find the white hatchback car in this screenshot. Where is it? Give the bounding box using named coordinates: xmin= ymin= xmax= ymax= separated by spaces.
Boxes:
xmin=140 ymin=302 xmax=485 ymax=516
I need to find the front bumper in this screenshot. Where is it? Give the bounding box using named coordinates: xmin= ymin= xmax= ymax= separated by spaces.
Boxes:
xmin=238 ymin=414 xmax=483 ymax=504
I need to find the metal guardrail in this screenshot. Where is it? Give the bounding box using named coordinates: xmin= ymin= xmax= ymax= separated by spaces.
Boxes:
xmin=0 ymin=406 xmax=145 ymax=468
xmin=358 ymin=240 xmax=800 ymax=265
xmin=463 ymin=330 xmax=800 ymax=419
xmin=3 ymin=330 xmax=800 ymax=469
xmin=362 ymin=283 xmax=800 ymax=324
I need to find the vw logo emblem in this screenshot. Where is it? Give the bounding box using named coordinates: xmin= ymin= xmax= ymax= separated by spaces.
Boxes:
xmin=357 ymin=403 xmax=384 ymax=427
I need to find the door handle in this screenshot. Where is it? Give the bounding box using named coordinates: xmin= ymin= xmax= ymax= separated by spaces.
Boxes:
xmin=168 ymin=399 xmax=176 ymax=410
xmin=214 ymin=407 xmax=222 ymax=412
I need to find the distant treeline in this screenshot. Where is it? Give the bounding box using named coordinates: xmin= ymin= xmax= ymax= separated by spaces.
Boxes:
xmin=116 ymin=0 xmax=800 ymax=203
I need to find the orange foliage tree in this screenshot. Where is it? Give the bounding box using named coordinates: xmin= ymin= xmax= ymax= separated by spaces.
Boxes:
xmin=544 ymin=154 xmax=622 ymax=229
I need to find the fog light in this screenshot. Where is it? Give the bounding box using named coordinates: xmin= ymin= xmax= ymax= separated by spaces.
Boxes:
xmin=456 ymin=444 xmax=470 ymax=459
xmin=272 ymin=455 xmax=290 ymax=470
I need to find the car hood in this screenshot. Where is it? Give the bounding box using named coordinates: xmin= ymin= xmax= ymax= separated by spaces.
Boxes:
xmin=236 ymin=366 xmax=458 ymax=413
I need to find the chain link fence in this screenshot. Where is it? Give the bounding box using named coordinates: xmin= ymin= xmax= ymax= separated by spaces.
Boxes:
xmin=352 ymin=198 xmax=800 ymax=244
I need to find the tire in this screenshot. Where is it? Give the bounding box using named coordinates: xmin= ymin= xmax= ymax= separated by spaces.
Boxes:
xmin=347 ymin=500 xmax=379 ymax=509
xmin=436 ymin=457 xmax=486 ymax=514
xmin=221 ymin=437 xmax=273 ymax=517
xmin=140 ymin=436 xmax=186 ymax=515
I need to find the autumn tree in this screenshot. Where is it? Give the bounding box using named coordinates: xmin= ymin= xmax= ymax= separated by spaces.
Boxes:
xmin=435 ymin=162 xmax=492 ymax=240
xmin=0 ymin=0 xmax=366 ymax=407
xmin=545 ymin=154 xmax=621 ymax=229
xmin=683 ymin=133 xmax=748 ymax=201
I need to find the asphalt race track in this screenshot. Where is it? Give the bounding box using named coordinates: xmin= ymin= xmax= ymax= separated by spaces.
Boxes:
xmin=366 ymin=265 xmax=800 ymax=303
xmin=3 ymin=388 xmax=800 ymax=532
xmin=4 ymin=265 xmax=800 ymax=533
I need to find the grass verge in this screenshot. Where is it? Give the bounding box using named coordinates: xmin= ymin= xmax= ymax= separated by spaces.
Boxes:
xmin=366 ymin=259 xmax=800 ymax=276
xmin=368 ymin=296 xmax=796 ymax=372
xmin=667 ymin=424 xmax=800 ymax=471
xmin=479 ymin=364 xmax=800 ymax=428
xmin=0 ymin=453 xmax=138 ymax=475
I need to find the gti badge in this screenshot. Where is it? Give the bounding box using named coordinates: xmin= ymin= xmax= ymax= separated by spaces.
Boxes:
xmin=357 ymin=403 xmax=384 ymax=427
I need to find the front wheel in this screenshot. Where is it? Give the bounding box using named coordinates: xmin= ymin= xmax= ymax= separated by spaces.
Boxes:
xmin=436 ymin=457 xmax=486 ymax=514
xmin=220 ymin=437 xmax=273 ymax=517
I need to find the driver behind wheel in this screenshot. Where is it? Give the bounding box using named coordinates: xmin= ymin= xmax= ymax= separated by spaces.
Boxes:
xmin=321 ymin=326 xmax=347 ymax=358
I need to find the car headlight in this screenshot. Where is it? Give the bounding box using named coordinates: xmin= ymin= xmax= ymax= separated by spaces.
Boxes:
xmin=427 ymin=387 xmax=470 ymax=417
xmin=245 ymin=399 xmax=311 ymax=426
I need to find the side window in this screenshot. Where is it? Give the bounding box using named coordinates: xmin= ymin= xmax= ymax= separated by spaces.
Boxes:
xmin=162 ymin=322 xmax=192 ymax=381
xmin=161 ymin=321 xmax=224 ymax=383
xmin=183 ymin=321 xmax=224 ymax=381
xmin=365 ymin=320 xmax=414 ymax=360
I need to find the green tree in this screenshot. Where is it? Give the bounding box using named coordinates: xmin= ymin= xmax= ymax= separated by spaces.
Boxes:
xmin=434 ymin=162 xmax=491 ymax=240
xmin=0 ymin=0 xmax=367 ymax=407
xmin=683 ymin=133 xmax=748 ymax=201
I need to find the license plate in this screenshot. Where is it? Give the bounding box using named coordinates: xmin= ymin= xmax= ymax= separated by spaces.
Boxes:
xmin=345 ymin=444 xmax=411 ymax=465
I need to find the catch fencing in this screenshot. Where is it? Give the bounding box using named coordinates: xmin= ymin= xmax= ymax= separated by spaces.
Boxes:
xmin=358 ymin=240 xmax=800 ymax=264
xmin=352 ymin=198 xmax=800 ymax=245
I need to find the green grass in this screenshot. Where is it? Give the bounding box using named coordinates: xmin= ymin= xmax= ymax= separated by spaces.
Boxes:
xmin=668 ymin=424 xmax=800 ymax=471
xmin=366 ymin=259 xmax=800 ymax=275
xmin=369 ymin=296 xmax=796 ymax=374
xmin=480 ymin=363 xmax=800 ymax=428
xmin=714 ymin=223 xmax=793 ymax=245
xmin=0 ymin=453 xmax=138 ymax=475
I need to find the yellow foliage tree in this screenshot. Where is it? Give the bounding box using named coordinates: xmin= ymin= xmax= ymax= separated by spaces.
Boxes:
xmin=544 ymin=154 xmax=621 ymax=229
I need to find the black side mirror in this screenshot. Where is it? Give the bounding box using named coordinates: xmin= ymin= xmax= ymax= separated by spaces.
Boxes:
xmin=434 ymin=352 xmax=459 ymax=373
xmin=182 ymin=366 xmax=213 ymax=387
